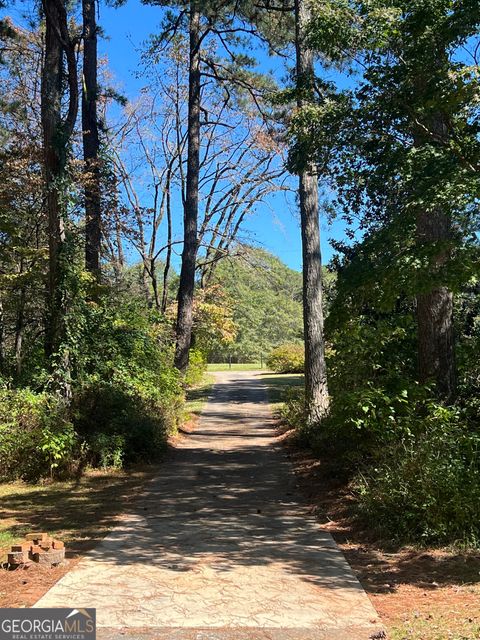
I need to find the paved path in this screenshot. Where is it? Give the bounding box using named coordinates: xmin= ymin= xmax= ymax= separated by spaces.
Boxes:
xmin=35 ymin=371 xmax=383 ymax=639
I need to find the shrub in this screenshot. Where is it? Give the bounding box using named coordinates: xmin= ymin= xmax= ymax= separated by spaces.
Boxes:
xmin=267 ymin=343 xmax=304 ymax=373
xmin=277 ymin=304 xmax=480 ymax=545
xmin=0 ymin=389 xmax=77 ymax=481
xmin=356 ymin=403 xmax=480 ymax=544
xmin=70 ymin=297 xmax=184 ymax=468
xmin=0 ymin=296 xmax=186 ymax=481
xmin=278 ymin=386 xmax=307 ymax=431
xmin=73 ymin=369 xmax=183 ymax=468
xmin=88 ymin=433 xmax=126 ymax=470
xmin=185 ymin=349 xmax=207 ymax=387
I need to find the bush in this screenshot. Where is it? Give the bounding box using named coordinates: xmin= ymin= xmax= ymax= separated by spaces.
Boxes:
xmin=267 ymin=343 xmax=304 ymax=373
xmin=0 ymin=389 xmax=77 ymax=481
xmin=185 ymin=349 xmax=207 ymax=387
xmin=0 ymin=296 xmax=185 ymax=481
xmin=278 ymin=386 xmax=307 ymax=431
xmin=73 ymin=371 xmax=182 ymax=467
xmin=70 ymin=297 xmax=184 ymax=468
xmin=356 ymin=403 xmax=480 ymax=544
xmin=277 ymin=304 xmax=480 ymax=545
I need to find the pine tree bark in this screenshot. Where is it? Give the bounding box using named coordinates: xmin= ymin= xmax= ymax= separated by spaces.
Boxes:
xmin=174 ymin=2 xmax=201 ymax=372
xmin=415 ymin=115 xmax=456 ymax=400
xmin=82 ymin=0 xmax=101 ymax=277
xmin=294 ymin=0 xmax=329 ymax=423
xmin=42 ymin=0 xmax=66 ymax=362
xmin=41 ymin=0 xmax=78 ymax=398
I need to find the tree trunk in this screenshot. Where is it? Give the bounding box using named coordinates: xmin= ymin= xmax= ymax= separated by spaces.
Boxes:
xmin=113 ymin=175 xmax=124 ymax=282
xmin=42 ymin=0 xmax=66 ymax=362
xmin=295 ymin=0 xmax=329 ymax=423
xmin=150 ymin=258 xmax=161 ymax=310
xmin=41 ymin=0 xmax=77 ymax=399
xmin=415 ymin=114 xmax=455 ymax=400
xmin=82 ymin=0 xmax=101 ymax=277
xmin=15 ymin=281 xmax=26 ymax=377
xmin=174 ymin=2 xmax=200 ymax=372
xmin=161 ymin=170 xmax=173 ymax=314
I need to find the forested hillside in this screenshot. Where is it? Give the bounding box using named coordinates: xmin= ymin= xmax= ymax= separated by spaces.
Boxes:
xmin=209 ymin=246 xmax=304 ymax=362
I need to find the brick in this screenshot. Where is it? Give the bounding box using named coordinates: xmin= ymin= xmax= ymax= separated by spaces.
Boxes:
xmin=11 ymin=543 xmax=31 ymax=553
xmin=25 ymin=532 xmax=48 ymax=542
xmin=8 ymin=551 xmax=28 ymax=565
xmin=29 ymin=545 xmax=42 ymax=555
xmin=52 ymin=540 xmax=64 ymax=549
xmin=33 ymin=548 xmax=65 ymax=566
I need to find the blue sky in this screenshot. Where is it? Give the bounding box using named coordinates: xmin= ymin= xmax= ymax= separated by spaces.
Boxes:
xmin=97 ymin=0 xmax=348 ymax=272
xmin=3 ymin=0 xmax=349 ymax=272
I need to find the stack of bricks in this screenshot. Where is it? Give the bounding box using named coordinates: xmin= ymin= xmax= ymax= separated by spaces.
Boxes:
xmin=7 ymin=532 xmax=65 ymax=568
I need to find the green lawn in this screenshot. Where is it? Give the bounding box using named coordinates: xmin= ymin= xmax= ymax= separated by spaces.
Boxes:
xmin=207 ymin=362 xmax=264 ymax=371
xmin=184 ymin=373 xmax=215 ymax=421
xmin=260 ymin=372 xmax=304 ymax=411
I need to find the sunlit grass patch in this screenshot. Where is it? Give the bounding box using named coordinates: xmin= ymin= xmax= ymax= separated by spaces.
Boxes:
xmin=207 ymin=363 xmax=263 ymax=371
xmin=389 ymin=605 xmax=480 ymax=640
xmin=184 ymin=373 xmax=215 ymax=421
xmin=261 ymin=372 xmax=304 ymax=411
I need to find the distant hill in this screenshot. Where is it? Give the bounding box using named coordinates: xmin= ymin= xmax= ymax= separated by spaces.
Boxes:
xmin=209 ymin=246 xmax=304 ymax=362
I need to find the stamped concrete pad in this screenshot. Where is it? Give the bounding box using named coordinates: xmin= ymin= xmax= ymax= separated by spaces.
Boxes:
xmin=35 ymin=371 xmax=383 ymax=639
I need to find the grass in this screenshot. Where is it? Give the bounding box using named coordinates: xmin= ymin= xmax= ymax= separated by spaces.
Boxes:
xmin=0 ymin=468 xmax=156 ymax=564
xmin=260 ymin=372 xmax=304 ymax=411
xmin=184 ymin=373 xmax=215 ymax=421
xmin=207 ymin=362 xmax=264 ymax=371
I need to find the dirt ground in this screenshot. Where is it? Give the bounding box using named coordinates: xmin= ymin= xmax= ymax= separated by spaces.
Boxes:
xmin=286 ymin=441 xmax=480 ymax=640
xmin=0 ymin=467 xmax=158 ymax=609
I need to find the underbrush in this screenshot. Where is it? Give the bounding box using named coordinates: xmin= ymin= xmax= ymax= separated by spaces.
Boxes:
xmin=280 ymin=314 xmax=480 ymax=546
xmin=0 ymin=295 xmax=188 ymax=482
xmin=0 ymin=389 xmax=76 ymax=481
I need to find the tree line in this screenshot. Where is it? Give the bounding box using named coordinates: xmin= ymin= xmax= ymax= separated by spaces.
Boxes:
xmin=1 ymin=0 xmax=480 ymax=542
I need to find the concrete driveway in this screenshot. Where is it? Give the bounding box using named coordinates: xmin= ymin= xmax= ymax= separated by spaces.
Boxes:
xmin=35 ymin=371 xmax=383 ymax=640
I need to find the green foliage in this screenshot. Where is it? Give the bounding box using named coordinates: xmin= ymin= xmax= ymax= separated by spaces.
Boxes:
xmin=210 ymin=246 xmax=304 ymax=361
xmin=71 ymin=295 xmax=183 ymax=467
xmin=278 ymin=386 xmax=306 ymax=429
xmin=279 ymin=274 xmax=480 ymax=543
xmin=357 ymin=404 xmax=480 ymax=545
xmin=185 ymin=349 xmax=207 ymax=387
xmin=0 ymin=389 xmax=76 ymax=481
xmin=88 ymin=433 xmax=125 ymax=470
xmin=0 ymin=287 xmax=184 ymax=480
xmin=283 ymin=314 xmax=480 ymax=544
xmin=267 ymin=343 xmax=304 ymax=374
xmin=279 ymin=0 xmax=480 ymax=546
xmin=192 ymin=286 xmax=237 ymax=356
